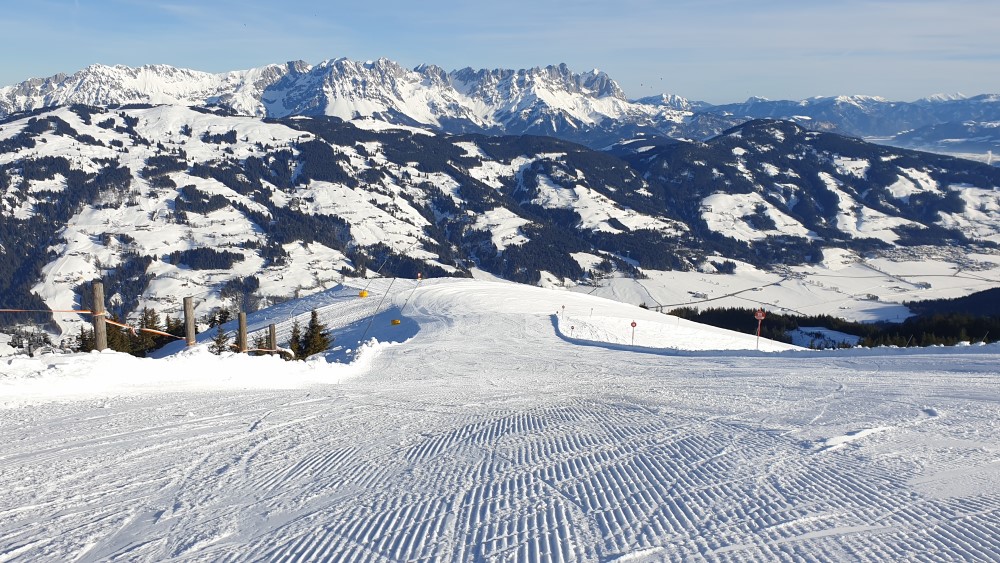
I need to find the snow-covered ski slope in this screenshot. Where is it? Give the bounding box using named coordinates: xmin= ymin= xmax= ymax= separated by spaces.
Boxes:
xmin=2 ymin=279 xmax=999 ymax=561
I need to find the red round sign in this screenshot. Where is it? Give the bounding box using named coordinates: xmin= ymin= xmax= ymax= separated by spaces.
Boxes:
xmin=631 ymin=321 xmax=637 ymax=328
xmin=755 ymin=310 xmax=766 ymax=320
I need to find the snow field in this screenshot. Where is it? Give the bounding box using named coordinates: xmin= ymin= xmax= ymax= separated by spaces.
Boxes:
xmin=819 ymin=172 xmax=917 ymax=243
xmin=557 ymin=313 xmax=796 ymax=352
xmin=571 ymin=245 xmax=1000 ymax=323
xmin=1 ymin=279 xmax=999 ymax=561
xmin=532 ymin=174 xmax=681 ymax=236
xmin=699 ymin=192 xmax=814 ymax=242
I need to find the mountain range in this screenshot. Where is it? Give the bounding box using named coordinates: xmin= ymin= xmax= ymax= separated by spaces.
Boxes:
xmin=3 ymin=59 xmax=999 ymax=155
xmin=2 ymin=98 xmax=998 ymax=337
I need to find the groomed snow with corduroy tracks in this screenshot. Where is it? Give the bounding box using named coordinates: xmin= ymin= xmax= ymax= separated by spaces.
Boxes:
xmin=1 ymin=278 xmax=998 ymax=561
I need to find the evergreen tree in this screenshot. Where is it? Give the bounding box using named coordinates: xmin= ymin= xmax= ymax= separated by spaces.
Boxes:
xmin=164 ymin=314 xmax=185 ymax=338
xmin=288 ymin=319 xmax=302 ymax=360
xmin=251 ymin=334 xmax=267 ymax=356
xmin=210 ymin=323 xmax=230 ymax=355
xmin=106 ymin=315 xmax=131 ymax=353
xmin=300 ymin=310 xmax=332 ymax=358
xmin=76 ymin=325 xmax=95 ymax=352
xmin=134 ymin=307 xmax=161 ymax=355
xmin=207 ymin=308 xmax=233 ymax=328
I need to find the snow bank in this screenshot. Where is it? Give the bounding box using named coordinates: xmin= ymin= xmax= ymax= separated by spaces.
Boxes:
xmin=0 ymin=339 xmax=391 ymax=408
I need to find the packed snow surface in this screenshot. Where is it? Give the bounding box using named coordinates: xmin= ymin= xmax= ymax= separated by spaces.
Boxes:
xmin=1 ymin=279 xmax=999 ymax=561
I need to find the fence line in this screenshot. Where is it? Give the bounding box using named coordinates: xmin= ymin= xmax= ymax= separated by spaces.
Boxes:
xmin=3 ymin=277 xmax=412 ymax=356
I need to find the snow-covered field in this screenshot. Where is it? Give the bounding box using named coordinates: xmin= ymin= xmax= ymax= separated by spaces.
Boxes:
xmin=2 ymin=279 xmax=999 ymax=561
xmin=567 ymin=246 xmax=1000 ymax=323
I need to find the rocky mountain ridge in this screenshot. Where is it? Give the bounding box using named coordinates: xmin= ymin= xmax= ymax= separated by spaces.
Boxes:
xmin=6 ymin=59 xmax=997 ymax=154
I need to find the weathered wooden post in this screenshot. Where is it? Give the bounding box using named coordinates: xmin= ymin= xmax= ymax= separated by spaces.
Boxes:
xmin=268 ymin=323 xmax=277 ymax=354
xmin=92 ymin=280 xmax=107 ymax=351
xmin=183 ymin=296 xmax=196 ymax=347
xmin=237 ymin=312 xmax=248 ymax=353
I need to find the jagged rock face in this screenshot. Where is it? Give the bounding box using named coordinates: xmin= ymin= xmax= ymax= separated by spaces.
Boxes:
xmin=3 ymin=59 xmax=1000 ymax=153
xmin=449 ymin=63 xmax=626 ymax=103
xmin=261 ymin=58 xmax=488 ymax=129
xmin=211 ymin=61 xmax=310 ymax=116
xmin=260 ymin=59 xmax=641 ymax=136
xmin=0 ymin=59 xmax=690 ymax=146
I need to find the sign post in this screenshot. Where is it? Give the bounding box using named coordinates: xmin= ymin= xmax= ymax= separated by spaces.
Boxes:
xmin=754 ymin=309 xmax=766 ymax=350
xmin=631 ymin=320 xmax=637 ymax=346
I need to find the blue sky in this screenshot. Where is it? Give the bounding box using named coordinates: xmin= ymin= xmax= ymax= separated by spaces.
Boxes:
xmin=3 ymin=0 xmax=998 ymax=103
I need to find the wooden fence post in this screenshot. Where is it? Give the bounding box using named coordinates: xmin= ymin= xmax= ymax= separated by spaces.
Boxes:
xmin=93 ymin=280 xmax=107 ymax=351
xmin=184 ymin=296 xmax=196 ymax=347
xmin=237 ymin=312 xmax=248 ymax=353
xmin=269 ymin=323 xmax=277 ymax=354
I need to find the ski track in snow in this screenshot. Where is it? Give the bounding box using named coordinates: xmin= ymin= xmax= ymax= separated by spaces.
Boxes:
xmin=1 ymin=280 xmax=999 ymax=561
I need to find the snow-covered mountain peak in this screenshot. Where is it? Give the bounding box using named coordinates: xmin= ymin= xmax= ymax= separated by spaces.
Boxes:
xmin=0 ymin=58 xmax=660 ymax=138
xmin=0 ymin=61 xmax=299 ymax=117
xmin=6 ymin=57 xmax=998 ymax=154
xmin=634 ymin=93 xmax=705 ymax=111
xmin=832 ymin=94 xmax=889 ymax=108
xmin=921 ymin=92 xmax=968 ymax=103
xmin=799 ymin=95 xmax=889 ymax=108
xmin=446 ymin=63 xmax=625 ymax=100
xmin=0 ymin=58 xmax=704 ymax=146
xmin=413 ymin=63 xmax=448 ymax=80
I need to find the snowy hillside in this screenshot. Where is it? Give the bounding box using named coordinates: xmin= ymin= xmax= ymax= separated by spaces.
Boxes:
xmin=0 ymin=104 xmax=685 ymax=337
xmin=2 ymin=105 xmax=1000 ymax=340
xmin=2 ymin=278 xmax=998 ymax=561
xmin=618 ymin=119 xmax=1000 ymax=249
